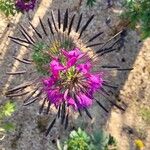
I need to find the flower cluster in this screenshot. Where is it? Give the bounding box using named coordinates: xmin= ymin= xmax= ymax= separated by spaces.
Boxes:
xmin=42 ymin=48 xmax=103 ymax=110
xmin=15 ymin=0 xmax=36 ymax=12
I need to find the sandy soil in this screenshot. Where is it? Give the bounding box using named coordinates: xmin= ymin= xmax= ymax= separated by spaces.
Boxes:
xmin=0 ymin=0 xmax=150 ymax=150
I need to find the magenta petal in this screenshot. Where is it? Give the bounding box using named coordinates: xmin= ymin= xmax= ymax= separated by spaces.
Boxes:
xmin=61 ymin=49 xmax=69 ymax=58
xmin=43 ymin=79 xmax=50 ymax=86
xmin=87 ymin=74 xmax=103 ymax=90
xmin=77 ymin=62 xmax=91 ymax=74
xmin=89 ymin=74 xmax=100 ymax=84
xmin=42 ymin=48 xmax=104 ymax=111
xmin=50 ymin=59 xmax=65 ymax=76
xmin=76 ymin=93 xmax=93 ymax=108
xmin=50 ymin=59 xmax=64 ymax=70
xmin=64 ymin=89 xmax=69 ymax=100
xmin=80 ymin=93 xmax=93 ymax=107
xmin=68 ymin=48 xmax=82 ymax=57
xmin=47 ymin=89 xmax=63 ymax=104
xmin=43 ymin=77 xmax=56 ymax=86
xmin=68 ymin=97 xmax=77 ymax=109
xmin=67 ymin=57 xmax=77 ymax=68
xmin=62 ymin=48 xmax=82 ymax=59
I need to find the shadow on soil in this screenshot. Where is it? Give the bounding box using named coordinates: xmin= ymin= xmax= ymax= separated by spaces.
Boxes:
xmin=0 ymin=0 xmax=143 ymax=149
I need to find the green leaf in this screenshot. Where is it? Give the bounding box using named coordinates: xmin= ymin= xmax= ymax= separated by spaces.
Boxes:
xmin=32 ymin=42 xmax=50 ymax=75
xmin=92 ymin=130 xmax=109 ymax=145
xmin=121 ymin=0 xmax=150 ymax=39
xmin=2 ymin=122 xmax=15 ymax=132
xmin=67 ymin=128 xmax=91 ymax=150
xmin=0 ymin=0 xmax=17 ymax=16
xmin=2 ymin=101 xmax=16 ymax=117
xmin=0 ymin=101 xmax=16 ymax=138
xmin=108 ymin=134 xmax=117 ymax=146
xmin=86 ymin=0 xmax=96 ymax=7
xmin=70 ymin=130 xmax=78 ymax=138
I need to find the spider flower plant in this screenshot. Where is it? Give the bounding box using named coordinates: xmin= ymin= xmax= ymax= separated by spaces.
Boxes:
xmin=7 ymin=9 xmax=133 ymax=135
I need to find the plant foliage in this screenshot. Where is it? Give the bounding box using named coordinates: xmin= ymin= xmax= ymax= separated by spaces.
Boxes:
xmin=32 ymin=42 xmax=50 ymax=75
xmin=0 ymin=0 xmax=17 ymax=16
xmin=0 ymin=101 xmax=16 ymax=140
xmin=122 ymin=0 xmax=150 ymax=39
xmin=57 ymin=128 xmax=117 ymax=150
xmin=32 ymin=40 xmax=73 ymax=75
xmin=86 ymin=0 xmax=96 ymax=7
xmin=66 ymin=128 xmax=91 ymax=150
xmin=90 ymin=130 xmax=117 ymax=150
xmin=140 ymin=107 xmax=150 ymax=124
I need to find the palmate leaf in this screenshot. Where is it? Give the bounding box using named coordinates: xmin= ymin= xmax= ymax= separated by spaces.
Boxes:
xmin=67 ymin=128 xmax=91 ymax=150
xmin=86 ymin=0 xmax=96 ymax=7
xmin=0 ymin=101 xmax=16 ymax=117
xmin=0 ymin=101 xmax=16 ymax=136
xmin=70 ymin=128 xmax=90 ymax=142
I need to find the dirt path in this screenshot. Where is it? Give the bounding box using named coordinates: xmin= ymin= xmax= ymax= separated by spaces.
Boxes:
xmin=0 ymin=0 xmax=150 ymax=150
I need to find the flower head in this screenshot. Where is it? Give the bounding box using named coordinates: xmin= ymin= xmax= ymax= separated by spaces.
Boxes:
xmin=15 ymin=0 xmax=36 ymax=12
xmin=43 ymin=48 xmax=103 ymax=110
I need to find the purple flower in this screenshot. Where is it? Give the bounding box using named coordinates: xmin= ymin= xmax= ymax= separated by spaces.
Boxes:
xmin=15 ymin=0 xmax=36 ymax=12
xmin=50 ymin=59 xmax=65 ymax=78
xmin=43 ymin=48 xmax=104 ymax=110
xmin=6 ymin=9 xmax=131 ymax=134
xmin=47 ymin=88 xmax=63 ymax=106
xmin=62 ymin=48 xmax=82 ymax=58
xmin=77 ymin=62 xmax=91 ymax=74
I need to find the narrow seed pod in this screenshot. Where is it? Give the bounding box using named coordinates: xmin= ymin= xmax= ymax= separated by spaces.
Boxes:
xmin=68 ymin=14 xmax=76 ymax=35
xmin=39 ymin=17 xmax=48 ymax=36
xmin=87 ymin=32 xmax=103 ymax=43
xmin=78 ymin=15 xmax=94 ymax=39
xmin=65 ymin=114 xmax=69 ymax=130
xmin=29 ymin=22 xmax=42 ymax=39
xmin=39 ymin=98 xmax=47 ymax=114
xmin=46 ymin=101 xmax=51 ymax=114
xmin=63 ymin=9 xmax=68 ymax=32
xmin=84 ymin=108 xmax=92 ymax=119
xmin=96 ymin=100 xmax=109 ymax=113
xmin=45 ymin=118 xmax=56 ymax=136
xmin=76 ymin=13 xmax=82 ymax=32
xmin=58 ymin=9 xmax=61 ymax=29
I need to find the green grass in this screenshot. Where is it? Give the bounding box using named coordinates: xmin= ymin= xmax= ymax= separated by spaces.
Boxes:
xmin=140 ymin=107 xmax=150 ymax=124
xmin=0 ymin=101 xmax=16 ymax=137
